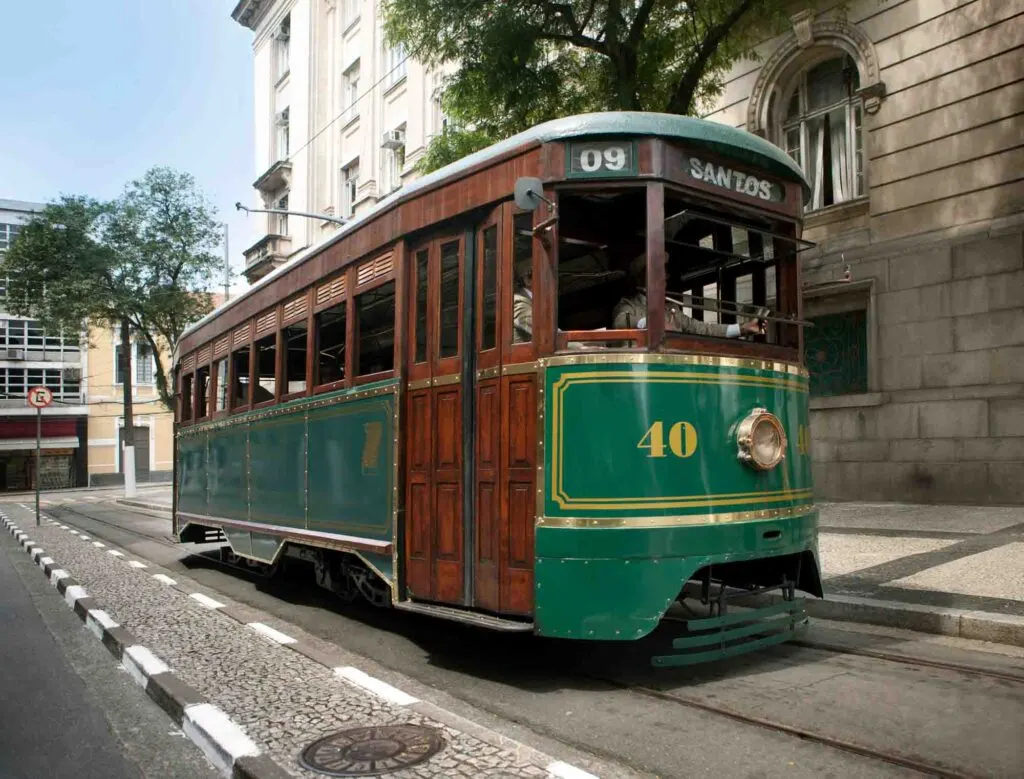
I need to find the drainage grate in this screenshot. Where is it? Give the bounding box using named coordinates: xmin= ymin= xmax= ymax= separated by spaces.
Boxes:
xmin=299 ymin=724 xmax=445 ymax=776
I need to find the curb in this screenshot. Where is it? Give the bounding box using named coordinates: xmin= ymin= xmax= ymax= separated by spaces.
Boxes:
xmin=729 ymin=590 xmax=1024 ymax=649
xmin=116 ymin=498 xmax=171 ymax=513
xmin=3 ymin=511 xmax=606 ymax=779
xmin=3 ymin=511 xmax=302 ymax=779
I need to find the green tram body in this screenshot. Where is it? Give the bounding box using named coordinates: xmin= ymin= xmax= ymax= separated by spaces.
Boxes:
xmin=173 ymin=112 xmax=823 ymax=666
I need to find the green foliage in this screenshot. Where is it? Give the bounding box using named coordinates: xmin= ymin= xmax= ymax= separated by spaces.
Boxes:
xmin=383 ymin=0 xmax=804 ymax=173
xmin=1 ymin=167 xmax=223 ymax=410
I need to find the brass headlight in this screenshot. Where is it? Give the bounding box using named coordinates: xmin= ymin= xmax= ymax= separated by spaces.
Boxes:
xmin=736 ymin=408 xmax=787 ymax=470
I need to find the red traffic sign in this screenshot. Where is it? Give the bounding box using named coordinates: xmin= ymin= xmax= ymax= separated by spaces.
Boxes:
xmin=27 ymin=386 xmax=53 ymax=409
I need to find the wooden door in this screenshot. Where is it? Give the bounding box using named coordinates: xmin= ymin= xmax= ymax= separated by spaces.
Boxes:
xmin=404 ymin=231 xmax=468 ymax=605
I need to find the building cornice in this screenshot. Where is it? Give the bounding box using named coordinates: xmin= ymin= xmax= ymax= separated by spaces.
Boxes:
xmin=231 ymin=0 xmax=273 ymax=31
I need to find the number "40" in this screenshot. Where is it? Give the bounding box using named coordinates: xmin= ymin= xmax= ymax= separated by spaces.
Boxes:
xmin=637 ymin=421 xmax=698 ymax=459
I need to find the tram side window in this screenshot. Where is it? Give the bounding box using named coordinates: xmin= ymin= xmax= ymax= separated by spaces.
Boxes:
xmin=283 ymin=321 xmax=308 ymax=395
xmin=512 ymin=213 xmax=533 ymax=343
xmin=414 ymin=249 xmax=428 ymax=362
xmin=439 ymin=239 xmax=460 ymax=358
xmin=356 ymin=281 xmax=395 ymax=375
xmin=180 ymin=373 xmax=193 ymax=422
xmin=254 ymin=335 xmax=277 ymax=403
xmin=481 ymin=225 xmax=498 ymax=350
xmin=195 ymin=364 xmax=210 ymax=419
xmin=214 ymin=358 xmax=228 ymax=412
xmin=231 ymin=346 xmax=251 ymax=409
xmin=315 ymin=303 xmax=346 ymax=386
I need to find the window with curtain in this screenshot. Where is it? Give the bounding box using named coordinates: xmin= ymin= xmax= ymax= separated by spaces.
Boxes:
xmin=781 ymin=55 xmax=864 ymax=211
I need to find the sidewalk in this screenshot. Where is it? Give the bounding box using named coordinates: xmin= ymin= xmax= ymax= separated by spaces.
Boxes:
xmin=1 ymin=505 xmax=618 ymax=779
xmin=117 ymin=488 xmax=1024 ymax=647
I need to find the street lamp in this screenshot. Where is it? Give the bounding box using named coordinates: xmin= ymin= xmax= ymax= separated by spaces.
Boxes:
xmin=234 ymin=202 xmax=349 ymax=226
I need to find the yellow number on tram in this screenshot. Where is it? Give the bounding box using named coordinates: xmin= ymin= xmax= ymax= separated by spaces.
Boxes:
xmin=638 ymin=421 xmax=698 ymax=459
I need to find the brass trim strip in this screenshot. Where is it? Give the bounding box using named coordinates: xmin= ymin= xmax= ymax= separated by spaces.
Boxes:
xmin=502 ymin=361 xmax=540 ymax=376
xmin=541 ymin=351 xmax=809 ymax=378
xmin=537 ymin=503 xmax=816 ymax=529
xmin=476 ymin=366 xmax=501 ymax=380
xmin=407 ymin=378 xmax=432 ymax=390
xmin=432 ymin=373 xmax=461 ymax=387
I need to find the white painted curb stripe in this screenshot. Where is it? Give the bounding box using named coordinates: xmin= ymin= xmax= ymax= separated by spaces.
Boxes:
xmin=248 ymin=623 xmax=297 ymax=645
xmin=189 ymin=593 xmax=225 ymax=609
xmin=64 ymin=584 xmax=88 ymax=608
xmin=31 ymin=548 xmax=44 ymax=561
xmin=79 ymin=534 xmax=90 ymax=541
xmin=182 ymin=703 xmax=259 ymax=775
xmin=122 ymin=645 xmax=170 ymax=687
xmin=334 ymin=667 xmax=419 ymax=706
xmin=86 ymin=609 xmax=119 ymax=640
xmin=127 ymin=561 xmax=148 ymax=569
xmin=152 ymin=574 xmax=177 ymax=585
xmin=547 ymin=761 xmax=600 ymax=779
xmin=107 ymin=550 xmax=125 ymax=557
xmin=92 ymin=541 xmax=105 ymax=548
xmin=50 ymin=569 xmax=70 ymax=586
xmin=39 ymin=556 xmax=54 ymax=568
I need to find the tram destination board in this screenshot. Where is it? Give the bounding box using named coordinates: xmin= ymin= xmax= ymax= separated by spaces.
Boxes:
xmin=566 ymin=139 xmax=637 ymax=178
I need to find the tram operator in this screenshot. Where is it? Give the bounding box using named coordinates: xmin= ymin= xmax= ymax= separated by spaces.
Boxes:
xmin=613 ymin=255 xmax=763 ymax=337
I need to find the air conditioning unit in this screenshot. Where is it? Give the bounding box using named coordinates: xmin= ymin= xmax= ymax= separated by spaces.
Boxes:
xmin=380 ymin=129 xmax=405 ymax=150
xmin=6 ymin=349 xmax=24 ymax=360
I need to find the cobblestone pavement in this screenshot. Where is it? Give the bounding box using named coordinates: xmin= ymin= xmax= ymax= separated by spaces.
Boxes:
xmin=16 ymin=513 xmax=556 ymax=779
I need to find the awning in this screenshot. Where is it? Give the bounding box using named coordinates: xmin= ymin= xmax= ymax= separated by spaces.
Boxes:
xmin=0 ymin=436 xmax=81 ymax=452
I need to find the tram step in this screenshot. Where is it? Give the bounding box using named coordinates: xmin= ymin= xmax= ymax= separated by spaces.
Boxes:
xmin=394 ymin=600 xmax=534 ymax=632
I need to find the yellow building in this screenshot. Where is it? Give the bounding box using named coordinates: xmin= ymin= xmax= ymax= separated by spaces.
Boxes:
xmin=85 ymin=323 xmax=174 ymax=486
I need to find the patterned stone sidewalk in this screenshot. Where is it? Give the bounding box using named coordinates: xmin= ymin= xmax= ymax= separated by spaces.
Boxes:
xmin=4 ymin=507 xmax=595 ymax=779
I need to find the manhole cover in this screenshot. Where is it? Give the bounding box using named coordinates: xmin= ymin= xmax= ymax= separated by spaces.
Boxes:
xmin=299 ymin=724 xmax=445 ymax=776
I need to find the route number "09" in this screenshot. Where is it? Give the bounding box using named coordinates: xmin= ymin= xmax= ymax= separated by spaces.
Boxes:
xmin=637 ymin=421 xmax=698 ymax=459
xmin=578 ymin=146 xmax=627 ymax=172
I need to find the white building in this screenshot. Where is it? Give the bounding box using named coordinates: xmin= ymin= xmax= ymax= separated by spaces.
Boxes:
xmin=232 ymin=0 xmax=449 ymax=284
xmin=0 ymin=199 xmax=88 ymax=490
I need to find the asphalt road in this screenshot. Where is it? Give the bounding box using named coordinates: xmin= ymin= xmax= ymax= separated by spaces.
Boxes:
xmin=36 ymin=498 xmax=1024 ymax=779
xmin=0 ymin=525 xmax=219 ymax=779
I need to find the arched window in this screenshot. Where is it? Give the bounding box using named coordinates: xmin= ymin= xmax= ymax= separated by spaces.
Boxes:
xmin=780 ymin=55 xmax=864 ymax=211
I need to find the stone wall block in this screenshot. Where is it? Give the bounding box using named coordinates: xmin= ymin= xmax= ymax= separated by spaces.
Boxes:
xmin=882 ymin=319 xmax=955 ymax=358
xmin=990 ymin=399 xmax=1024 ymax=437
xmin=890 ymin=439 xmax=957 ymax=462
xmin=873 ymin=403 xmax=920 ymax=439
xmin=836 ymin=440 xmax=891 ymax=462
xmin=988 ymin=270 xmax=1024 ymax=311
xmin=889 ymin=246 xmax=952 ymax=290
xmin=991 ymin=346 xmax=1024 ymax=383
xmin=813 ymin=408 xmax=877 ymax=441
xmin=878 ymin=284 xmax=950 ymax=325
xmin=989 ymin=463 xmax=1024 ymax=502
xmin=955 ymin=309 xmax=1024 ymax=351
xmin=952 ymin=233 xmax=1023 ymax=279
xmin=880 ymin=357 xmax=923 ymax=390
xmin=811 ymin=440 xmax=839 ymax=462
xmin=918 ymin=400 xmax=989 ymax=438
xmin=959 ymin=437 xmax=1024 ymax=461
xmin=922 ymin=351 xmax=992 ymax=388
xmin=893 ymin=463 xmax=991 ymax=503
xmin=950 ymin=276 xmax=989 ymax=317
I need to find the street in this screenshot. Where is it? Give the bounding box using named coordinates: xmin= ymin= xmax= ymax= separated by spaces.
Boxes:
xmin=4 ymin=490 xmax=1022 ymax=778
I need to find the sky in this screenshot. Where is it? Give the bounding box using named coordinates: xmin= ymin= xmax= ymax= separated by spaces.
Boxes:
xmin=0 ymin=1 xmax=256 ymax=293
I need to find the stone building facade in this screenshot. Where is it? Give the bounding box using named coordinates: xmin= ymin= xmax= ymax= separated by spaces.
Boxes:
xmin=702 ymin=0 xmax=1023 ymax=504
xmin=231 ymin=0 xmax=449 ymax=284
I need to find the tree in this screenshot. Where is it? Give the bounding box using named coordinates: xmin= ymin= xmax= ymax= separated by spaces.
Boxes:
xmin=383 ymin=0 xmax=809 ymax=172
xmin=1 ymin=167 xmax=222 ymax=414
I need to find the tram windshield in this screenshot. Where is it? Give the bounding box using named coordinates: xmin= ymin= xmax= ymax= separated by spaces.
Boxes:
xmin=554 ymin=184 xmax=803 ymax=351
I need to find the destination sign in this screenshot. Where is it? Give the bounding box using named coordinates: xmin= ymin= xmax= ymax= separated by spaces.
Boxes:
xmin=566 ymin=140 xmax=637 ymax=178
xmin=686 ymin=156 xmax=784 ymax=202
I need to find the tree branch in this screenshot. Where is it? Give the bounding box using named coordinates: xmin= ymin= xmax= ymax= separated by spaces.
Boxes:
xmin=628 ymin=0 xmax=659 ymax=47
xmin=667 ymin=0 xmax=757 ymax=115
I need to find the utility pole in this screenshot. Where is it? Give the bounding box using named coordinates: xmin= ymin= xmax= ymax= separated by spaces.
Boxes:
xmin=223 ymin=222 xmax=230 ymax=302
xmin=120 ymin=319 xmax=137 ymax=498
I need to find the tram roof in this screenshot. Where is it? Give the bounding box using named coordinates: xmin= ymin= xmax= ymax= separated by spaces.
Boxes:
xmin=182 ymin=112 xmax=808 ymax=345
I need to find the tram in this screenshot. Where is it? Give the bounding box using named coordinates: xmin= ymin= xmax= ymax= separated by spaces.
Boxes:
xmin=172 ymin=112 xmax=822 ymax=666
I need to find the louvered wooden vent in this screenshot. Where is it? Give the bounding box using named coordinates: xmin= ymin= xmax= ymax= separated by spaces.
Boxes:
xmin=282 ymin=292 xmax=309 ymax=323
xmin=357 ymin=253 xmax=394 ymax=286
xmin=196 ymin=344 xmax=212 ymax=365
xmin=181 ymin=354 xmax=195 ymax=373
xmin=316 ymin=275 xmax=346 ymax=308
xmin=255 ymin=309 xmax=278 ymax=337
xmin=233 ymin=322 xmax=252 ymax=347
xmin=213 ymin=335 xmax=230 ymax=357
